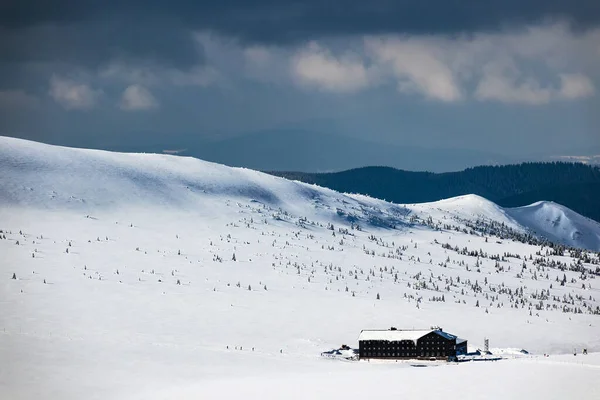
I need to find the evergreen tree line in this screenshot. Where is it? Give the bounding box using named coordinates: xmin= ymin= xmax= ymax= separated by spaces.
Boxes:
xmin=268 ymin=162 xmax=600 ymax=222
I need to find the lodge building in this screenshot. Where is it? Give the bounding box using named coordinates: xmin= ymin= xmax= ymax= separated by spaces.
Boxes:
xmin=358 ymin=327 xmax=467 ymax=360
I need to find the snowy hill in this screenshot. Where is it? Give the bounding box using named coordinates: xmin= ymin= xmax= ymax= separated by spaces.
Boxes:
xmin=410 ymin=194 xmax=600 ymax=251
xmin=2 ymin=136 xmax=600 ymax=400
xmin=1 ymin=137 xmax=599 ymax=251
xmin=0 ymin=136 xmax=414 ymax=228
xmin=506 ymin=201 xmax=600 ymax=252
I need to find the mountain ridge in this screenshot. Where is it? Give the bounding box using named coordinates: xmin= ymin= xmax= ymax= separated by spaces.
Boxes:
xmin=1 ymin=136 xmax=599 ymax=251
xmin=267 ymin=163 xmax=600 ymax=223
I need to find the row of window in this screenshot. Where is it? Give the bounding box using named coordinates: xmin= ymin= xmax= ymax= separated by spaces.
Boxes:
xmin=362 ymin=352 xmax=447 ymax=358
xmin=363 ymin=346 xmax=417 ymax=351
xmin=361 ymin=340 xmax=449 ymax=346
xmin=361 ymin=340 xmax=415 ymax=344
xmin=362 ymin=346 xmax=447 ymax=351
xmin=363 ymin=352 xmax=416 ymax=357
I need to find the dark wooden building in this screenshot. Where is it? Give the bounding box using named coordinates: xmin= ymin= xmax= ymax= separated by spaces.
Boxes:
xmin=358 ymin=327 xmax=466 ymax=360
xmin=456 ymin=338 xmax=468 ymax=355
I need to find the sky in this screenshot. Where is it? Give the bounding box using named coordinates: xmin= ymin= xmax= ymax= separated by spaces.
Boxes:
xmin=1 ymin=1 xmax=600 ymax=171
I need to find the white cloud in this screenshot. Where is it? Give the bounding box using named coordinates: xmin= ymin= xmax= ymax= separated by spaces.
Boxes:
xmin=0 ymin=90 xmax=40 ymax=109
xmin=474 ymin=60 xmax=553 ymax=105
xmin=281 ymin=22 xmax=600 ymax=103
xmin=290 ymin=42 xmax=371 ymax=93
xmin=119 ymin=84 xmax=159 ymax=111
xmin=365 ymin=37 xmax=462 ymax=102
xmin=48 ymin=75 xmax=101 ymax=110
xmin=361 ymin=22 xmax=600 ymax=104
xmin=64 ymin=23 xmax=600 ymax=105
xmin=558 ymin=73 xmax=595 ymax=100
xmin=474 ymin=61 xmax=596 ymax=105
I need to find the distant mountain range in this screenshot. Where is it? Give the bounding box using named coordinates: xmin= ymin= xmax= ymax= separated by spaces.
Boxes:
xmin=104 ymin=130 xmax=521 ymax=173
xmin=36 ymin=128 xmax=599 ymax=173
xmin=268 ymin=162 xmax=600 ymax=223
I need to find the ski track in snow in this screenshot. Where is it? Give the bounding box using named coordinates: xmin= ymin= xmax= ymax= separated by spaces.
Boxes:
xmin=1 ymin=136 xmax=600 ymax=400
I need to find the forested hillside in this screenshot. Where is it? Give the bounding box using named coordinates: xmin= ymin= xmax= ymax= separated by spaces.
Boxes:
xmin=268 ymin=163 xmax=600 ymax=222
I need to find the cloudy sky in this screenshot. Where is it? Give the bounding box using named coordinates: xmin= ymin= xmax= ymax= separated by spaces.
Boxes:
xmin=1 ymin=1 xmax=599 ymax=171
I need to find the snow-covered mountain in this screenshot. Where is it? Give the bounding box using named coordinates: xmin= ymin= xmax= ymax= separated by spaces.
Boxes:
xmin=506 ymin=201 xmax=600 ymax=251
xmin=1 ymin=136 xmax=599 ymax=251
xmin=409 ymin=194 xmax=600 ymax=252
xmin=2 ymin=136 xmax=600 ymax=400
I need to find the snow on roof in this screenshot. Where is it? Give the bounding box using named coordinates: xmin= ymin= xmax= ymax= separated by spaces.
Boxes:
xmin=435 ymin=330 xmax=457 ymax=341
xmin=457 ymin=338 xmax=467 ymax=345
xmin=359 ymin=330 xmax=429 ymax=342
xmin=359 ymin=329 xmax=460 ymax=343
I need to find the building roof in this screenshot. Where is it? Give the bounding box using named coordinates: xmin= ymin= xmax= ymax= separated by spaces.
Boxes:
xmin=358 ymin=329 xmax=458 ymax=343
xmin=435 ymin=330 xmax=457 ymax=341
xmin=456 ymin=338 xmax=467 ymax=345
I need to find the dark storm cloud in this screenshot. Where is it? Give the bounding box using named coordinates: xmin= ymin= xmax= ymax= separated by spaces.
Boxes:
xmin=0 ymin=17 xmax=203 ymax=68
xmin=2 ymin=1 xmax=600 ymax=32
xmin=1 ymin=0 xmax=599 ymax=67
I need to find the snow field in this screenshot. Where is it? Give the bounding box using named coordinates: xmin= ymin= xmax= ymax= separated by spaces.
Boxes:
xmin=2 ymin=136 xmax=600 ymax=399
